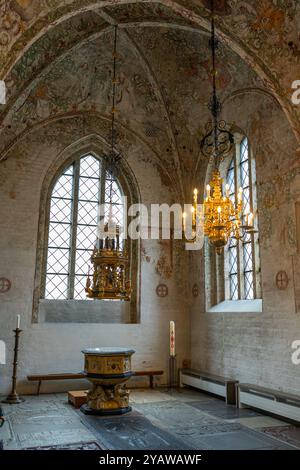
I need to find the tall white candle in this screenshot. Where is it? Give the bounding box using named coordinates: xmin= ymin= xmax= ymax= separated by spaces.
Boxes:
xmin=16 ymin=314 xmax=20 ymax=329
xmin=248 ymin=212 xmax=254 ymax=226
xmin=170 ymin=321 xmax=175 ymax=357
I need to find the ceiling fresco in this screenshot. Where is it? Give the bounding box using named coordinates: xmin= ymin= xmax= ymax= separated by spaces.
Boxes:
xmin=0 ymin=0 xmax=298 ymax=198
xmin=0 ymin=13 xmax=267 ymax=191
xmin=0 ymin=1 xmax=299 ymax=128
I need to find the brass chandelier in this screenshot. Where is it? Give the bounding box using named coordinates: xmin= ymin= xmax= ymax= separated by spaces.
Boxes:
xmin=85 ymin=25 xmax=131 ymax=300
xmin=187 ymin=0 xmax=256 ymax=254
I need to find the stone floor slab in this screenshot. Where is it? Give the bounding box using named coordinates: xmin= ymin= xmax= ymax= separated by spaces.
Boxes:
xmin=195 ymin=428 xmax=297 ymax=450
xmin=130 ymin=390 xmax=177 ymax=404
xmin=81 ymin=413 xmax=192 ymax=450
xmin=235 ymin=416 xmax=289 ymax=429
xmin=188 ymin=400 xmax=261 ymax=419
xmin=134 ymin=400 xmax=220 ymax=429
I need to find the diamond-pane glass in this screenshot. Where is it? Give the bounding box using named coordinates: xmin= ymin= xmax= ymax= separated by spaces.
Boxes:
xmin=230 ymin=274 xmax=238 ymax=300
xmin=47 ymin=248 xmax=69 ymax=274
xmin=242 ymin=187 xmax=251 ymax=221
xmin=77 ymin=201 xmax=98 ymax=225
xmin=76 ymin=225 xmax=97 ymax=250
xmin=79 ymin=176 xmax=100 ymax=202
xmin=45 ymin=274 xmax=68 ymax=300
xmin=240 ymin=138 xmax=248 ymax=163
xmin=240 ymin=160 xmax=250 ymax=188
xmin=244 ymin=271 xmax=254 ymax=300
xmin=227 ymin=166 xmax=235 ymax=193
xmin=74 ymin=275 xmax=89 ymax=300
xmin=50 ymin=198 xmax=72 ymax=223
xmin=52 ymin=174 xmax=73 ymax=199
xmin=243 ymin=242 xmax=253 ymax=273
xmin=229 ymin=245 xmax=238 ymax=275
xmin=75 ymin=250 xmax=92 ymax=275
xmin=63 ymin=165 xmax=74 ymax=176
xmin=80 ymin=155 xmax=101 ymax=178
xmin=48 ymin=223 xmax=71 ymax=249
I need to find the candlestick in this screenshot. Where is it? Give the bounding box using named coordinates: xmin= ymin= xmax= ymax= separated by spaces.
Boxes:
xmin=169 ymin=321 xmax=177 ymax=389
xmin=206 ymin=184 xmax=211 ymax=198
xmin=170 ymin=321 xmax=175 ymax=357
xmin=16 ymin=315 xmax=20 ymax=330
xmin=248 ymin=212 xmax=254 ymax=226
xmin=2 ymin=327 xmax=24 ymax=404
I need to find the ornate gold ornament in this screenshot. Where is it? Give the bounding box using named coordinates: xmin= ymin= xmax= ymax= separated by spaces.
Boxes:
xmin=85 ymin=25 xmax=131 ymax=300
xmin=81 ymin=348 xmax=135 ymax=415
xmin=86 ymin=223 xmax=131 ymax=301
xmin=203 ymin=169 xmax=255 ymax=254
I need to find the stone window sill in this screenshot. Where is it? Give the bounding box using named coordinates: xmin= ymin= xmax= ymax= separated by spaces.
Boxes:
xmin=207 ymin=299 xmax=262 ymax=314
xmin=38 ymin=299 xmax=131 ymax=323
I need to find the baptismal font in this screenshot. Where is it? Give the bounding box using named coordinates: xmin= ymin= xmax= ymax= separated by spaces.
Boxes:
xmin=81 ymin=347 xmax=135 ymax=415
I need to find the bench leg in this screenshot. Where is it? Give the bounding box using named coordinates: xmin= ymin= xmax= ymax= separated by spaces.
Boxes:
xmin=149 ymin=376 xmax=154 ymax=389
xmin=37 ymin=380 xmax=42 ymax=396
xmin=226 ymin=382 xmax=237 ymax=405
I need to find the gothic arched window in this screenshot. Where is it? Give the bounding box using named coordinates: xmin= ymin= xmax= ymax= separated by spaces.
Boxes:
xmin=225 ymin=137 xmax=260 ymax=301
xmin=44 ymin=154 xmax=124 ymax=300
xmin=205 ymin=134 xmax=261 ymax=311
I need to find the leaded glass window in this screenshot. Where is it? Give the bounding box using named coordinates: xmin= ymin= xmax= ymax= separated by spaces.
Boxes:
xmin=44 ymin=154 xmax=124 ymax=300
xmin=225 ymin=137 xmax=259 ymax=300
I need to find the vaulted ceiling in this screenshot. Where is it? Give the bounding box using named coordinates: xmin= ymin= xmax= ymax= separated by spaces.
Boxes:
xmin=0 ymin=0 xmax=299 ymax=198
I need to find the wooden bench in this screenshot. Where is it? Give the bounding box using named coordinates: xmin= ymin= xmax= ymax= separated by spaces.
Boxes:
xmin=27 ymin=370 xmax=164 ymax=395
xmin=27 ymin=373 xmax=86 ymax=395
xmin=180 ymin=368 xmax=238 ymax=405
xmin=133 ymin=370 xmax=164 ymax=389
xmin=237 ymin=383 xmax=300 ymax=422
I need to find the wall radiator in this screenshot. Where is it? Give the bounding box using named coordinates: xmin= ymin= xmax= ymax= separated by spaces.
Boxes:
xmin=238 ymin=384 xmax=300 ymax=423
xmin=180 ymin=369 xmax=237 ymax=405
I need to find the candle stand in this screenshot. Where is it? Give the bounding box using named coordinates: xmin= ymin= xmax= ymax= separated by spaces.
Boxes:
xmin=2 ymin=328 xmax=24 ymax=404
xmin=168 ymin=355 xmax=177 ymax=389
